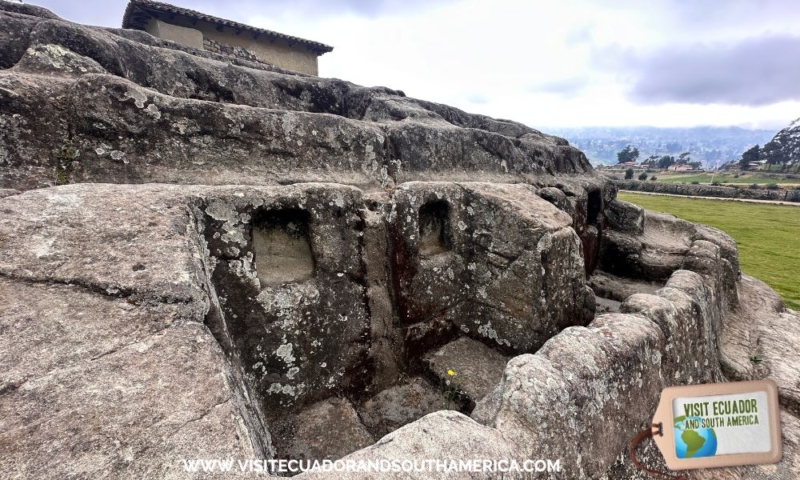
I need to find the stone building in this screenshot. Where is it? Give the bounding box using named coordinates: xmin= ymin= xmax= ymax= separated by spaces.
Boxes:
xmin=122 ymin=0 xmax=332 ymax=75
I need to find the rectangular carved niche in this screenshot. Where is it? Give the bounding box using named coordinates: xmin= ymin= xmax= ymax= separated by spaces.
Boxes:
xmin=418 ymin=200 xmax=451 ymax=256
xmin=252 ymin=209 xmax=315 ymax=287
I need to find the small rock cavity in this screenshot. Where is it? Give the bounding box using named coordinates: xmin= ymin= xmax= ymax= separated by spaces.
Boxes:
xmin=252 ymin=209 xmax=315 ymax=287
xmin=418 ymin=200 xmax=451 ymax=256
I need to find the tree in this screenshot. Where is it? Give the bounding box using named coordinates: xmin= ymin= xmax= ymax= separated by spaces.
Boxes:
xmin=625 ymin=168 xmax=634 ymax=179
xmin=677 ymin=152 xmax=691 ymax=164
xmin=740 ymin=144 xmax=760 ymax=171
xmin=641 ymin=155 xmax=659 ymax=168
xmin=657 ymin=155 xmax=675 ymax=169
xmin=638 ymin=172 xmax=648 ymax=181
xmin=617 ymin=145 xmax=640 ymax=164
xmin=762 ymin=141 xmax=788 ymax=169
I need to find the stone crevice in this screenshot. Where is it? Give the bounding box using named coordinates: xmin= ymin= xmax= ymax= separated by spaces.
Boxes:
xmin=0 ymin=270 xmax=196 ymax=306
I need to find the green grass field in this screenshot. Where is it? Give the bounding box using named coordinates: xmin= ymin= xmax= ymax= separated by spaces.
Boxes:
xmin=618 ymin=192 xmax=800 ymax=310
xmin=657 ymin=172 xmax=800 ymax=186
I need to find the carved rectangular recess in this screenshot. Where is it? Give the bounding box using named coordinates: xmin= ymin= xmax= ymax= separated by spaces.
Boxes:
xmin=252 ymin=209 xmax=315 ymax=287
xmin=418 ymin=200 xmax=451 ymax=256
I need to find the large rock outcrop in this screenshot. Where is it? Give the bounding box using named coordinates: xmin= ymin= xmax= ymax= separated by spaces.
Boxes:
xmin=1 ymin=2 xmax=799 ymax=479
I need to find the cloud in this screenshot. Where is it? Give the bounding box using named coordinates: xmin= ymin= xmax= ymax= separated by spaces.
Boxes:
xmin=607 ymin=35 xmax=800 ymax=106
xmin=32 ymin=0 xmax=458 ymax=27
xmin=234 ymin=0 xmax=459 ymax=18
xmin=565 ymin=24 xmax=593 ymax=47
xmin=465 ymin=93 xmax=489 ymax=104
xmin=531 ymin=77 xmax=591 ymax=97
xmin=33 ymin=0 xmax=128 ymax=27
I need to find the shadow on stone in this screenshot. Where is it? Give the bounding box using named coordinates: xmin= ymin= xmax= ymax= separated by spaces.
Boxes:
xmin=418 ymin=200 xmax=451 ymax=257
xmin=252 ymin=209 xmax=315 ymax=287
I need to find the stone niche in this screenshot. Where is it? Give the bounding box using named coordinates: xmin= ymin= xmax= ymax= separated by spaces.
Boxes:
xmin=199 ymin=187 xmax=372 ymax=418
xmin=418 ymin=200 xmax=451 ymax=256
xmin=391 ymin=182 xmax=596 ymax=356
xmin=197 ymin=183 xmax=597 ymax=465
xmin=251 ymin=209 xmax=315 ymax=287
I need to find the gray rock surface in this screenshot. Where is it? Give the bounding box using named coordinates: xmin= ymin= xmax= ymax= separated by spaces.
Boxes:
xmin=0 ymin=1 xmax=595 ymax=191
xmin=605 ymin=198 xmax=645 ymax=234
xmin=357 ymin=377 xmax=444 ymax=438
xmin=296 ymin=411 xmax=524 ymax=480
xmin=391 ymin=182 xmax=595 ymax=354
xmin=0 ymin=279 xmax=260 ymax=479
xmin=0 ymin=181 xmax=598 ymax=475
xmin=270 ymin=397 xmax=374 ymax=462
xmin=720 ymin=275 xmax=800 ymax=415
xmin=589 ymin=270 xmax=663 ymax=302
xmin=1 ymin=2 xmax=798 ymax=478
xmin=423 ymin=337 xmax=509 ymax=404
xmin=594 ymin=295 xmax=621 ymax=314
xmin=472 ymin=312 xmax=666 ymax=478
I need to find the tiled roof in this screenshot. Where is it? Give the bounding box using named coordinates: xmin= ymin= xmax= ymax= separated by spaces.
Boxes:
xmin=122 ymin=0 xmax=333 ymax=54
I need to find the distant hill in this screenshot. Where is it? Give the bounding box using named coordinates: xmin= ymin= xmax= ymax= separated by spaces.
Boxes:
xmin=547 ymin=126 xmax=774 ymax=167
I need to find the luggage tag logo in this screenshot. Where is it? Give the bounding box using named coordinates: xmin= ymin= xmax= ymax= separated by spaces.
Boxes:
xmin=630 ymin=380 xmax=782 ymax=478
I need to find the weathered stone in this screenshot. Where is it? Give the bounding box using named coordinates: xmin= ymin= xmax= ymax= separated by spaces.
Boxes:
xmin=357 ymin=377 xmax=444 ymax=438
xmin=2 ymin=2 xmax=799 ymax=477
xmin=0 ymin=185 xmax=208 ymax=306
xmin=0 ymin=281 xmax=260 ymax=479
xmin=423 ymin=337 xmax=508 ymax=405
xmin=595 ymin=295 xmax=621 ymax=314
xmin=600 ymin=211 xmax=694 ymax=281
xmin=296 ymin=411 xmax=524 ymax=480
xmin=14 ymin=43 xmax=108 ymax=76
xmin=589 ymin=270 xmax=663 ymax=302
xmin=196 ymin=185 xmax=372 ymax=415
xmin=0 ymin=0 xmax=601 ymax=191
xmin=605 ymin=198 xmax=644 ymax=235
xmin=537 ymin=185 xmax=575 ymax=217
xmin=391 ymin=182 xmax=595 ymax=354
xmin=472 ymin=313 xmax=665 ymax=478
xmin=756 ymin=313 xmax=800 ymax=416
xmin=359 ymin=197 xmax=403 ymax=394
xmin=270 ymin=397 xmax=373 ymax=462
xmin=719 ymin=275 xmax=800 ymax=415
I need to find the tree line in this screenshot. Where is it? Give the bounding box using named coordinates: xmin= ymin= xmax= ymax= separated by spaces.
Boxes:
xmin=616 ymin=145 xmax=700 ymax=170
xmin=739 ymin=142 xmax=792 ymax=171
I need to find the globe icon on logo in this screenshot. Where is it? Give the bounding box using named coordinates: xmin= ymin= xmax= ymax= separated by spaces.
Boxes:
xmin=674 ymin=416 xmax=718 ymax=458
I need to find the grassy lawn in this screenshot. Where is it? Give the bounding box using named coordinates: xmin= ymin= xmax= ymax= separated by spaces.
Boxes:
xmin=657 ymin=172 xmax=800 ymax=186
xmin=618 ymin=192 xmax=800 ymax=310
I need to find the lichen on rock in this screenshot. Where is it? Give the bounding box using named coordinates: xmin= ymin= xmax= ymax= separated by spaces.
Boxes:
xmin=1 ymin=2 xmax=798 ymax=479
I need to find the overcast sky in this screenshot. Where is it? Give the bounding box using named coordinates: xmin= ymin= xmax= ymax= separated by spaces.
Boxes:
xmin=29 ymin=0 xmax=800 ymax=130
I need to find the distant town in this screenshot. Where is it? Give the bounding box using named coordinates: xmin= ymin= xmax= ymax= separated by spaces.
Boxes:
xmin=548 ymin=126 xmax=775 ymax=169
xmin=549 ymin=125 xmax=800 ymax=188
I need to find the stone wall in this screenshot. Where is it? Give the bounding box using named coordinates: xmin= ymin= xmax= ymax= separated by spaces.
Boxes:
xmin=617 ymin=179 xmax=800 ymax=203
xmin=202 ymin=35 xmax=260 ymax=64
xmin=144 ymin=18 xmax=203 ymax=50
xmin=141 ymin=14 xmax=320 ymax=75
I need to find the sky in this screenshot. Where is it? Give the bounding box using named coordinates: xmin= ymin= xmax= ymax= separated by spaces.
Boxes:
xmin=25 ymin=0 xmax=800 ymax=131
